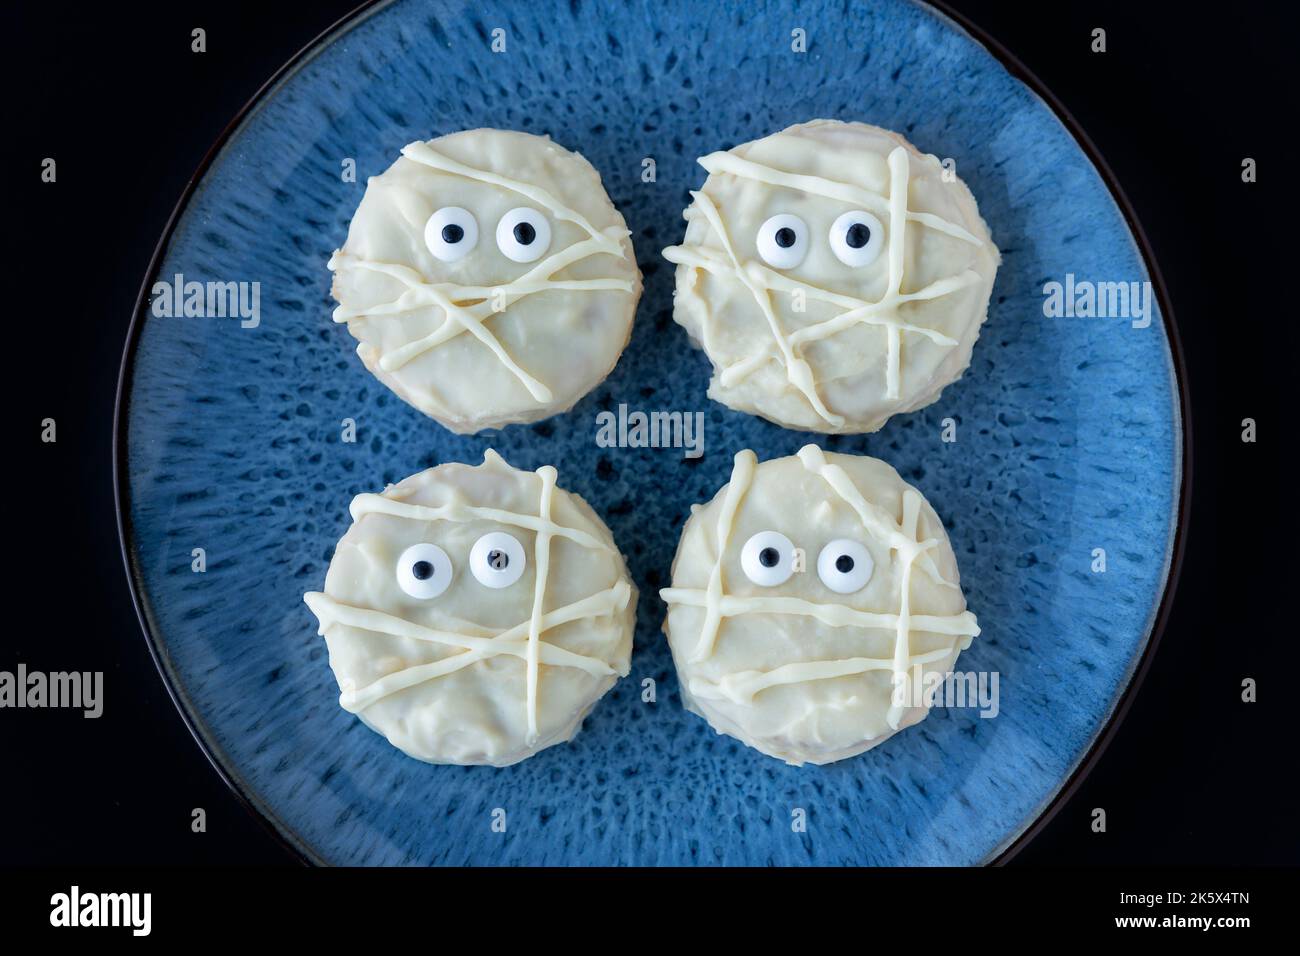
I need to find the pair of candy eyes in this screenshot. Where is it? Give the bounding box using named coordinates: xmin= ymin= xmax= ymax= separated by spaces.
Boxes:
xmin=424 ymin=206 xmax=552 ymax=264
xmin=395 ymin=532 xmax=526 ymax=599
xmin=756 ymin=211 xmax=885 ymax=271
xmin=740 ymin=531 xmax=875 ymax=594
xmin=397 ymin=527 xmax=872 ymax=598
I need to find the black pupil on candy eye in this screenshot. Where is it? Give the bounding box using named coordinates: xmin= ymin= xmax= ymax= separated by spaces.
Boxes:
xmin=487 ymin=549 xmax=509 ymax=570
xmin=835 ymin=554 xmax=855 ymax=574
xmin=759 ymin=547 xmax=780 ymax=568
xmin=845 ymin=223 xmax=871 ymax=249
xmin=441 ymin=223 xmax=464 ymax=244
xmin=411 ymin=560 xmax=434 ymax=581
xmin=513 ymin=222 xmax=536 ymax=245
xmin=774 ymin=227 xmax=796 ymax=248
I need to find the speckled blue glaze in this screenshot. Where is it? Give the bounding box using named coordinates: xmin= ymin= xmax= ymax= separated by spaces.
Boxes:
xmin=122 ymin=0 xmax=1180 ymax=865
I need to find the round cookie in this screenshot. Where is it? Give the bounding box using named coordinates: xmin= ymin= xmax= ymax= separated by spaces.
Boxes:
xmin=663 ymin=120 xmax=999 ymax=434
xmin=660 ymin=445 xmax=979 ymax=766
xmin=304 ymin=450 xmax=636 ymax=766
xmin=329 ymin=128 xmax=642 ymax=433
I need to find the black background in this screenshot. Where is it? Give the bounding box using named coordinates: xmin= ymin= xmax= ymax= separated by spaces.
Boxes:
xmin=2 ymin=0 xmax=1294 ymax=870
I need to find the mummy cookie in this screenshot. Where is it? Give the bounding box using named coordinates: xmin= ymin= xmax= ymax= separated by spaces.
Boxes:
xmin=664 ymin=120 xmax=999 ymax=434
xmin=304 ymin=450 xmax=636 ymax=766
xmin=329 ymin=129 xmax=642 ymax=433
xmin=660 ymin=446 xmax=979 ymax=766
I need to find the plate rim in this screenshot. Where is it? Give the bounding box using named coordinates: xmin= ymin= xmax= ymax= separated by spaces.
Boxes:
xmin=112 ymin=0 xmax=1192 ymax=868
xmin=925 ymin=0 xmax=1191 ymax=863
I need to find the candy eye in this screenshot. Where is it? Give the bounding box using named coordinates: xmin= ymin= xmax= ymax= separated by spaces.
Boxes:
xmin=817 ymin=539 xmax=874 ymax=594
xmin=828 ymin=210 xmax=885 ymax=267
xmin=755 ymin=214 xmax=809 ymax=270
xmin=740 ymin=531 xmax=796 ymax=587
xmin=396 ymin=543 xmax=453 ymax=600
xmin=470 ymin=531 xmax=526 ymax=588
xmin=495 ymin=207 xmax=551 ymax=263
xmin=423 ymin=207 xmax=479 ymax=262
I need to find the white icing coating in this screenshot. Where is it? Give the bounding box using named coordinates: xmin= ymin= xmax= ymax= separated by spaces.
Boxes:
xmin=660 ymin=445 xmax=979 ymax=766
xmin=329 ymin=129 xmax=642 ymax=433
xmin=663 ymin=120 xmax=1000 ymax=434
xmin=304 ymin=449 xmax=636 ymax=766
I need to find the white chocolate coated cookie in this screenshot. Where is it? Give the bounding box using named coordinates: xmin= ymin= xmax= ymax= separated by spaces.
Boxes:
xmin=305 ymin=450 xmax=636 ymax=766
xmin=660 ymin=446 xmax=979 ymax=766
xmin=664 ymin=120 xmax=999 ymax=434
xmin=330 ymin=129 xmax=642 ymax=433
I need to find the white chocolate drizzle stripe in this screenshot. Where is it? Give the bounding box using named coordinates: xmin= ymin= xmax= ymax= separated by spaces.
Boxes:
xmin=348 ymin=493 xmax=613 ymax=552
xmin=883 ymin=147 xmax=910 ymax=399
xmin=886 ymin=491 xmax=923 ymax=727
xmin=691 ymin=449 xmax=757 ymax=662
xmin=885 ymin=147 xmax=910 ymax=305
xmin=688 ymin=645 xmax=956 ymax=705
xmin=525 ymin=466 xmax=557 ymax=743
xmin=304 ymin=580 xmax=631 ymax=712
xmin=659 ymin=588 xmax=978 ymax=637
xmin=336 ymin=277 xmax=630 ymax=320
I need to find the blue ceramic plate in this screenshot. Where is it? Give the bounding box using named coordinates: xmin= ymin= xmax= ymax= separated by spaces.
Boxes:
xmin=117 ymin=0 xmax=1184 ymax=865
